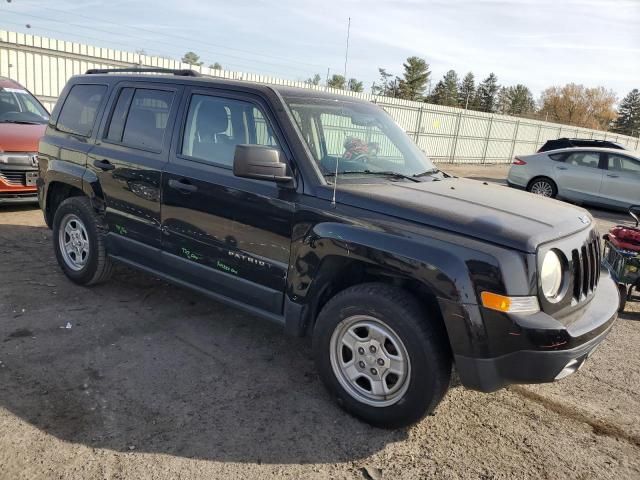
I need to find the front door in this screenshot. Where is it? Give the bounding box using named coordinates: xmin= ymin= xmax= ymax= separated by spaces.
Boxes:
xmin=88 ymin=82 xmax=182 ymax=265
xmin=554 ymin=150 xmax=604 ymax=202
xmin=161 ymin=88 xmax=296 ymax=315
xmin=600 ymin=152 xmax=640 ymax=208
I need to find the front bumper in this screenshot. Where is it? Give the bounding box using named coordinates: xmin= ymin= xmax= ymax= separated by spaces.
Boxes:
xmin=451 ymin=269 xmax=618 ymax=392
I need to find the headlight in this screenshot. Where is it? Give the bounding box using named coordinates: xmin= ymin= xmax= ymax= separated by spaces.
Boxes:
xmin=541 ymin=250 xmax=563 ymax=299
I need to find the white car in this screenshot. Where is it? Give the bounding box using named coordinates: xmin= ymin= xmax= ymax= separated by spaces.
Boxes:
xmin=507 ymin=147 xmax=640 ymax=210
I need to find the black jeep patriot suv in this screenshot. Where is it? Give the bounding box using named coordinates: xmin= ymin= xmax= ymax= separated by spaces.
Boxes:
xmin=38 ymin=69 xmax=618 ymax=428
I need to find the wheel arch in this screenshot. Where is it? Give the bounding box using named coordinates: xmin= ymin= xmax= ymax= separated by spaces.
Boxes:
xmin=284 ymin=222 xmax=477 ymax=339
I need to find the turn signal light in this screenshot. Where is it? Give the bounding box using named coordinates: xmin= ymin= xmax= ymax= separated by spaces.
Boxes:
xmin=480 ymin=291 xmax=540 ymax=314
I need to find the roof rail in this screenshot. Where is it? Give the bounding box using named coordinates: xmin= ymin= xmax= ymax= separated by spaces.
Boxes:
xmin=85 ymin=67 xmax=201 ymax=77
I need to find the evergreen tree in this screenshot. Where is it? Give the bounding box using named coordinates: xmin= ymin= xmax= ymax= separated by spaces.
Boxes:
xmin=372 ymin=68 xmax=395 ymax=96
xmin=181 ymin=51 xmax=203 ymax=66
xmin=458 ymin=72 xmax=475 ymax=109
xmin=209 ymin=62 xmax=222 ymax=70
xmin=613 ymin=89 xmax=640 ymax=136
xmin=306 ymin=73 xmax=322 ymax=86
xmin=430 ymin=70 xmax=459 ymax=106
xmin=476 ymin=73 xmax=500 ymax=112
xmin=397 ymin=56 xmax=430 ymax=101
xmin=495 ymin=86 xmax=510 ymax=114
xmin=348 ymin=78 xmax=364 ymax=93
xmin=507 ymin=84 xmax=535 ymax=115
xmin=327 ymin=74 xmax=346 ymax=90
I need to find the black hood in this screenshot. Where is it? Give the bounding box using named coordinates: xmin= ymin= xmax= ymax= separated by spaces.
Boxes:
xmin=336 ymin=177 xmax=593 ymax=253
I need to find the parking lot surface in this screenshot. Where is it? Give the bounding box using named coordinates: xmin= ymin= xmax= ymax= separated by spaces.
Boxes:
xmin=0 ymin=165 xmax=639 ymax=479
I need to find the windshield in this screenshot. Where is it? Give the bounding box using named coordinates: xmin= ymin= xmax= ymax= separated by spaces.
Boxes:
xmin=0 ymin=87 xmax=50 ymax=124
xmin=283 ymin=95 xmax=435 ymax=180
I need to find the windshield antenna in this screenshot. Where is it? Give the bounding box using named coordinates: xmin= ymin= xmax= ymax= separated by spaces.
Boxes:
xmin=332 ymin=16 xmax=351 ymax=207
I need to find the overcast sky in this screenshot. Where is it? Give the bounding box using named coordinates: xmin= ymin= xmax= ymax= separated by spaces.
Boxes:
xmin=2 ymin=0 xmax=639 ymax=99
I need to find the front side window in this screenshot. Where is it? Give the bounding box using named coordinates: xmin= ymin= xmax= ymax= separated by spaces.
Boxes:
xmin=608 ymin=154 xmax=640 ymax=175
xmin=57 ymin=84 xmax=106 ymax=136
xmin=0 ymin=86 xmax=49 ymax=125
xmin=283 ymin=94 xmax=436 ymax=179
xmin=564 ymin=152 xmax=600 ymax=169
xmin=181 ymin=94 xmax=280 ymax=167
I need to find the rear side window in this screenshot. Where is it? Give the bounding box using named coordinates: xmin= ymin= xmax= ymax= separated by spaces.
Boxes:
xmin=105 ymin=88 xmax=174 ymax=152
xmin=57 ymin=84 xmax=107 ymax=137
xmin=549 ymin=153 xmax=567 ymax=162
xmin=564 ymin=152 xmax=600 ymax=169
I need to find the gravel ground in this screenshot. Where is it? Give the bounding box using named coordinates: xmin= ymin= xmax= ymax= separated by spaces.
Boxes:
xmin=0 ymin=165 xmax=638 ymax=479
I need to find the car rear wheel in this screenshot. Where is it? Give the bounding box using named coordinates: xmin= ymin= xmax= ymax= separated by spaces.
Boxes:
xmin=528 ymin=177 xmax=557 ymax=198
xmin=53 ymin=196 xmax=113 ymax=285
xmin=312 ymin=283 xmax=451 ymax=428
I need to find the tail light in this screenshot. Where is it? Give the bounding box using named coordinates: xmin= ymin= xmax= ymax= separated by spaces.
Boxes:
xmin=513 ymin=157 xmax=527 ymax=165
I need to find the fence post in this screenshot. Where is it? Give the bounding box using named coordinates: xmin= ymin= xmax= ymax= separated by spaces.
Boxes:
xmin=509 ymin=120 xmax=521 ymax=161
xmin=534 ymin=123 xmax=542 ymax=150
xmin=636 ymin=135 xmax=639 ymax=150
xmin=414 ymin=106 xmax=424 ymax=143
xmin=481 ymin=116 xmax=494 ymax=164
xmin=449 ymin=110 xmax=463 ymax=163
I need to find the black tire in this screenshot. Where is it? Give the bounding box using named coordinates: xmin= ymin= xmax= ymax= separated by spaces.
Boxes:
xmin=52 ymin=196 xmax=113 ymax=286
xmin=312 ymin=283 xmax=451 ymax=429
xmin=527 ymin=177 xmax=558 ymax=198
xmin=618 ymin=284 xmax=627 ymax=313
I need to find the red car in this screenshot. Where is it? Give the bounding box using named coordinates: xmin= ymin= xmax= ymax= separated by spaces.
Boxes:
xmin=0 ymin=77 xmax=49 ymax=204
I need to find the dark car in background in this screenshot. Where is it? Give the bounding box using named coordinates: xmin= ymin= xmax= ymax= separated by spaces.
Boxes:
xmin=0 ymin=77 xmax=49 ymax=204
xmin=538 ymin=137 xmax=626 ymax=153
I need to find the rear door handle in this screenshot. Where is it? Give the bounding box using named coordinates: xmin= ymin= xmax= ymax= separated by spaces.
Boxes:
xmin=168 ymin=178 xmax=197 ymax=193
xmin=606 ymin=174 xmax=619 ymax=178
xmin=94 ymin=159 xmax=115 ymax=171
xmin=556 ymin=166 xmax=568 ymax=170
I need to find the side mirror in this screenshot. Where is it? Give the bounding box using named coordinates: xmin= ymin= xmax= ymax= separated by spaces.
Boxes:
xmin=233 ymin=145 xmax=292 ymax=183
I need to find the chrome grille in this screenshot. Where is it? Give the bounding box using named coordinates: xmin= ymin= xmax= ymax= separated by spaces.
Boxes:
xmin=0 ymin=170 xmax=27 ymax=186
xmin=572 ymin=237 xmax=601 ymax=301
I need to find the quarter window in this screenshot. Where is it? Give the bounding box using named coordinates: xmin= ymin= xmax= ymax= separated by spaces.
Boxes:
xmin=57 ymin=84 xmax=107 ymax=137
xmin=181 ymin=94 xmax=280 ymax=167
xmin=608 ymin=154 xmax=640 ymax=174
xmin=564 ymin=152 xmax=600 ymax=169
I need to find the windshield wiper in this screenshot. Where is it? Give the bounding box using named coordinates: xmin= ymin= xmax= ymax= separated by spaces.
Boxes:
xmin=413 ymin=168 xmax=441 ymax=178
xmin=325 ymin=169 xmax=420 ymax=182
xmin=0 ymin=120 xmax=43 ymax=125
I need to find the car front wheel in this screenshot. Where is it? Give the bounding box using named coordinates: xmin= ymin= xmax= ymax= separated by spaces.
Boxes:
xmin=313 ymin=283 xmax=451 ymax=428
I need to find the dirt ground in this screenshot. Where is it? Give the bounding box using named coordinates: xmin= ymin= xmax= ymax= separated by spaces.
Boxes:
xmin=1 ymin=165 xmax=639 ymax=479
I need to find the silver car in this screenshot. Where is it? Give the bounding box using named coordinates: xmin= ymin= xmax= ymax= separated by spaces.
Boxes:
xmin=507 ymin=147 xmax=640 ymax=210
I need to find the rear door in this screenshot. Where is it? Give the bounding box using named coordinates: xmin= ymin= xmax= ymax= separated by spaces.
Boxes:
xmin=88 ymin=82 xmax=182 ymax=266
xmin=553 ymin=150 xmax=605 ymax=202
xmin=161 ymin=87 xmax=296 ymax=315
xmin=600 ymin=152 xmax=640 ymax=208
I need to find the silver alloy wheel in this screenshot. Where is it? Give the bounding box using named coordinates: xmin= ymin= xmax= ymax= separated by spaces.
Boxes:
xmin=530 ymin=180 xmax=553 ymax=197
xmin=58 ymin=213 xmax=90 ymax=271
xmin=329 ymin=315 xmax=411 ymax=407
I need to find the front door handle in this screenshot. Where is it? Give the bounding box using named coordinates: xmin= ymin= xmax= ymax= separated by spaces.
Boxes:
xmin=94 ymin=159 xmax=115 ymax=171
xmin=168 ymin=178 xmax=198 ymax=193
xmin=556 ymin=166 xmax=568 ymax=170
